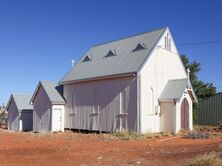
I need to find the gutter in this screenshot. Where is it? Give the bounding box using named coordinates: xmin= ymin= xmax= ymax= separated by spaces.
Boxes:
xmin=60 ymin=72 xmax=137 ymax=85
xmin=51 ymin=101 xmax=66 ymax=105
xmin=158 ymin=98 xmax=179 ymax=103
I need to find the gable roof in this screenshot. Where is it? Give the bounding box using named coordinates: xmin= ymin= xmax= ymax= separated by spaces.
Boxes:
xmin=60 ymin=27 xmax=167 ymax=84
xmin=159 ymin=78 xmax=198 ymax=103
xmin=31 ymin=81 xmax=65 ymax=105
xmin=6 ymin=94 xmax=33 ymax=111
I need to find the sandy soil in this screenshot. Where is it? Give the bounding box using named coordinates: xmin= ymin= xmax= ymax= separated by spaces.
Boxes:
xmin=0 ymin=130 xmax=221 ymax=166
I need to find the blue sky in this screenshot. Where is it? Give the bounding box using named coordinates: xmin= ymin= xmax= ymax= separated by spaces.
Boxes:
xmin=0 ymin=0 xmax=222 ymax=105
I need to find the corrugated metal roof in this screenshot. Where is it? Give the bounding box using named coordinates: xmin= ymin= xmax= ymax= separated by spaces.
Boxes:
xmin=60 ymin=27 xmax=167 ymax=84
xmin=40 ymin=81 xmax=65 ymax=104
xmin=159 ymin=78 xmax=188 ymax=101
xmin=12 ymin=94 xmax=33 ymax=110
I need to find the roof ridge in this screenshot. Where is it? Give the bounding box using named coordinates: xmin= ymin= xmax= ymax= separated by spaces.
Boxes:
xmin=92 ymin=26 xmax=167 ymax=47
xmin=41 ymin=80 xmax=58 ymax=84
xmin=12 ymin=94 xmax=32 ymax=96
xmin=8 ymin=94 xmax=33 ymax=111
xmin=168 ymin=78 xmax=188 ymax=81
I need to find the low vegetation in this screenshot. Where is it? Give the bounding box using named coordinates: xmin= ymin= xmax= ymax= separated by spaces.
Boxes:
xmin=65 ymin=133 xmax=80 ymax=141
xmin=103 ymin=125 xmax=221 ymax=141
xmin=178 ymin=127 xmax=221 ymax=139
xmin=184 ymin=131 xmax=210 ymax=139
xmin=194 ymin=125 xmax=217 ymax=132
xmin=189 ymin=152 xmax=222 ymax=166
xmin=100 ymin=131 xmax=174 ymax=141
xmin=189 ymin=144 xmax=222 ymax=166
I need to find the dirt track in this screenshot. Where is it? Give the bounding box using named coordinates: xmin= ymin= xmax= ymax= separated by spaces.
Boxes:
xmin=0 ymin=130 xmax=221 ymax=166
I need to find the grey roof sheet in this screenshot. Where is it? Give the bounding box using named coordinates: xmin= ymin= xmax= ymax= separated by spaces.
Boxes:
xmin=159 ymin=78 xmax=188 ymax=101
xmin=40 ymin=81 xmax=65 ymax=104
xmin=12 ymin=94 xmax=33 ymax=110
xmin=61 ymin=27 xmax=167 ymax=83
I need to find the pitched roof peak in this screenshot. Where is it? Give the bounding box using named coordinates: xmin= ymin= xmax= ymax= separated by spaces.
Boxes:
xmin=93 ymin=27 xmax=167 ymax=47
xmin=6 ymin=94 xmax=33 ymax=111
xmin=31 ymin=80 xmax=65 ymax=105
xmin=61 ymin=27 xmax=168 ymax=84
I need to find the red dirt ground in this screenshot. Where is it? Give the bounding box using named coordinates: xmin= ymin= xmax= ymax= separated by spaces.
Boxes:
xmin=0 ymin=130 xmax=221 ymax=166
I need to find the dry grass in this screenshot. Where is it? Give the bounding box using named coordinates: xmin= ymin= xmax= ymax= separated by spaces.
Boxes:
xmin=177 ymin=129 xmax=220 ymax=139
xmin=194 ymin=125 xmax=217 ymax=132
xmin=189 ymin=152 xmax=222 ymax=166
xmin=184 ymin=131 xmax=210 ymax=139
xmin=65 ymin=133 xmax=80 ymax=141
xmin=189 ymin=143 xmax=222 ymax=166
xmin=100 ymin=131 xmax=173 ymax=141
xmin=29 ymin=132 xmax=54 ymax=138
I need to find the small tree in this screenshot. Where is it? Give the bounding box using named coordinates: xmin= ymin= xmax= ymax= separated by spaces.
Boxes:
xmin=181 ymin=55 xmax=217 ymax=123
xmin=0 ymin=105 xmax=7 ymax=128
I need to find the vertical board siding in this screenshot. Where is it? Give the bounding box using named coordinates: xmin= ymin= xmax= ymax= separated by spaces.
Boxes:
xmin=33 ymin=86 xmax=52 ymax=132
xmin=198 ymin=93 xmax=222 ymax=125
xmin=160 ymin=102 xmax=175 ymax=132
xmin=7 ymin=98 xmax=19 ymax=131
xmin=64 ymin=77 xmax=138 ymax=132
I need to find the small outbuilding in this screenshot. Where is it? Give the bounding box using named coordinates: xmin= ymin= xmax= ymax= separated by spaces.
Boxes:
xmin=31 ymin=81 xmax=65 ymax=132
xmin=7 ymin=94 xmax=33 ymax=131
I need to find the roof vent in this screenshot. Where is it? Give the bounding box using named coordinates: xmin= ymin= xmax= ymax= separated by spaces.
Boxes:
xmin=82 ymin=55 xmax=91 ymax=62
xmin=132 ymin=43 xmax=146 ymax=52
xmin=105 ymin=50 xmax=116 ymax=58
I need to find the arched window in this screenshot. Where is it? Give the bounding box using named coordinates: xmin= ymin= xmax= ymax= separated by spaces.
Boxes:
xmin=92 ymin=88 xmax=100 ymax=115
xmin=120 ymin=89 xmax=127 ymax=114
xmin=169 ymin=38 xmax=171 ymax=51
xmin=71 ymin=93 xmax=76 ymax=114
xmin=93 ymin=89 xmax=97 ymax=114
xmin=149 ymin=87 xmax=154 ymax=114
xmin=164 ymin=33 xmax=171 ymax=51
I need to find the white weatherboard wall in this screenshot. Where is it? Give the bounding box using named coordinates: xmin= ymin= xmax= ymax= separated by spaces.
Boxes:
xmin=63 ymin=77 xmax=138 ymax=132
xmin=7 ymin=98 xmax=19 ymax=131
xmin=158 ymin=29 xmax=178 ymax=54
xmin=139 ymin=33 xmax=187 ymax=133
xmin=33 ymin=86 xmax=52 ymax=132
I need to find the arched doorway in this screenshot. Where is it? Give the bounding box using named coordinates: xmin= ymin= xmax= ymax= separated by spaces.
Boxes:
xmin=181 ymin=98 xmax=189 ymax=130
